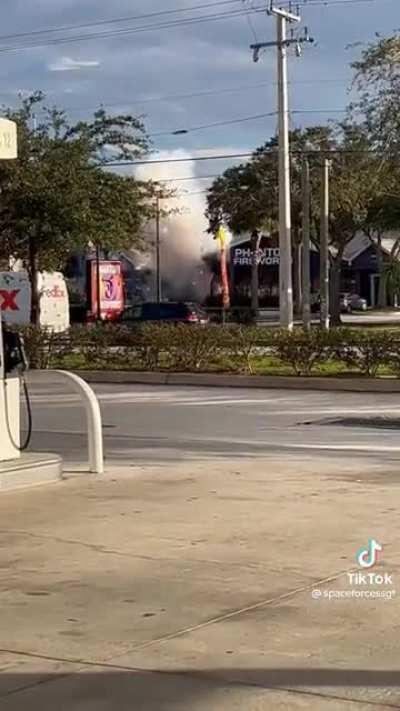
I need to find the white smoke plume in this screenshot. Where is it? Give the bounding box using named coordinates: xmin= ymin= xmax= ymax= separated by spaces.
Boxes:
xmin=135 ymin=150 xmax=215 ymax=301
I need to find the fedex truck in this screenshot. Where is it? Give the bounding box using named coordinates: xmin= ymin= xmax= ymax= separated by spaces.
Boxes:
xmin=0 ymin=271 xmax=70 ymax=332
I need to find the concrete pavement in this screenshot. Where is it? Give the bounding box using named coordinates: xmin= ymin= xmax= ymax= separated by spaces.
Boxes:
xmin=1 ymin=378 xmax=400 ymax=708
xmin=0 ymin=450 xmax=400 ymax=708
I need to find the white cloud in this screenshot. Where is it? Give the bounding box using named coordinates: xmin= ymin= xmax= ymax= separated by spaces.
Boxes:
xmin=48 ymin=57 xmax=100 ymax=72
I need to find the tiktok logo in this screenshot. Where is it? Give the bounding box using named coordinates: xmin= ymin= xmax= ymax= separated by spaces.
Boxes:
xmin=356 ymin=539 xmax=383 ymax=569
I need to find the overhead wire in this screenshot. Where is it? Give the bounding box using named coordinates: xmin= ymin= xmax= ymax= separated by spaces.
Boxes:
xmin=0 ymin=0 xmax=388 ymax=54
xmin=16 ymin=78 xmax=349 ymax=117
xmin=242 ymin=0 xmax=259 ymax=43
xmin=0 ymin=0 xmax=387 ymax=48
xmin=0 ymin=6 xmax=266 ymax=53
xmin=149 ymin=108 xmax=348 ymax=136
xmin=0 ymin=1 xmax=245 ymax=43
xmin=149 ymin=111 xmax=277 ymax=137
xmin=278 ymin=0 xmax=391 ymax=6
xmin=157 ymin=174 xmax=219 ymax=182
xmin=106 ymin=147 xmax=379 ymax=168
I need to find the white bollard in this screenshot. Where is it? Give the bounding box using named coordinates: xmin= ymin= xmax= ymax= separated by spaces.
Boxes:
xmin=47 ymin=370 xmax=104 ymax=474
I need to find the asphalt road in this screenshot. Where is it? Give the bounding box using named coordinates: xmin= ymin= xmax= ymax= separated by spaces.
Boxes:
xmin=25 ymin=373 xmax=400 ymax=470
xmin=258 ymin=309 xmax=400 ymax=326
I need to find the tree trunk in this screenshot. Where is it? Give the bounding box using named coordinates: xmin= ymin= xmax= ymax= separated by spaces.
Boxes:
xmin=376 ymin=235 xmax=387 ymax=308
xmin=329 ymin=253 xmax=342 ymax=327
xmin=250 ymin=230 xmax=261 ymax=317
xmin=28 ymin=235 xmax=39 ymax=325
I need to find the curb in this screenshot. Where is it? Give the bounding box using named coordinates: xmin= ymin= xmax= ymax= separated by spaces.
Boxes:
xmin=72 ymin=370 xmax=400 ymax=393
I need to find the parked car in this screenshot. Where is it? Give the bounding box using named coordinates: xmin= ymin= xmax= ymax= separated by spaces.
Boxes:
xmin=340 ymin=293 xmax=352 ymax=314
xmin=120 ymin=301 xmax=209 ymax=325
xmin=348 ymin=293 xmax=368 ymax=311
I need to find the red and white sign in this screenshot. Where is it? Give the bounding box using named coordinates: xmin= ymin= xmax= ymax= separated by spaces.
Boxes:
xmin=90 ymin=260 xmax=124 ymax=321
xmin=0 ymin=272 xmax=31 ymax=325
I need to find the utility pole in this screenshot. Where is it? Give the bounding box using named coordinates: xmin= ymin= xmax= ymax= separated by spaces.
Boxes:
xmin=250 ymin=4 xmax=313 ymax=330
xmin=155 ymin=195 xmax=162 ymax=303
xmin=301 ymin=158 xmax=311 ymax=331
xmin=276 ymin=6 xmax=296 ymax=330
xmin=320 ymin=158 xmax=330 ymax=330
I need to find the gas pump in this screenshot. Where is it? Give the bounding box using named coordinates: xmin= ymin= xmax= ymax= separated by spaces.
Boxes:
xmin=0 ymin=318 xmax=31 ymax=462
xmin=0 ymin=117 xmax=29 ymax=464
xmin=0 ymin=117 xmax=102 ymax=484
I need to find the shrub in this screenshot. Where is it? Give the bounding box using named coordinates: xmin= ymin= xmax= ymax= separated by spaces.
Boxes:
xmin=13 ymin=325 xmax=69 ymax=369
xmin=12 ymin=322 xmax=400 ymax=378
xmin=336 ymin=329 xmax=393 ymax=376
xmin=216 ymin=325 xmax=272 ymax=373
xmin=69 ymin=324 xmax=118 ymax=368
xmin=271 ymin=328 xmax=332 ymax=376
xmin=166 ymin=324 xmax=220 ymax=371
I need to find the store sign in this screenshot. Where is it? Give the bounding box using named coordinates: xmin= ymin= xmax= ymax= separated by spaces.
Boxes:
xmin=0 ymin=119 xmax=17 ymax=159
xmin=233 ymin=247 xmax=280 ymax=266
xmin=90 ymin=260 xmax=124 ymax=320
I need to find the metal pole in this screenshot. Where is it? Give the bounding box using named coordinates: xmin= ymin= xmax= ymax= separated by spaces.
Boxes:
xmin=95 ymin=244 xmax=102 ymax=322
xmin=302 ymin=158 xmax=311 ymax=330
xmin=320 ymin=158 xmax=330 ymax=330
xmin=0 ymin=316 xmax=4 ymax=381
xmin=156 ymin=196 xmax=161 ymax=303
xmin=250 ymin=231 xmax=260 ymax=318
xmin=277 ymin=13 xmax=293 ymax=330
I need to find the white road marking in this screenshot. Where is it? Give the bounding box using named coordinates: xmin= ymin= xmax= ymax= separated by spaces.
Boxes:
xmin=29 ymin=393 xmax=301 ymax=407
xmin=28 ymin=429 xmax=400 ymax=453
xmin=29 ymin=392 xmax=400 ymax=419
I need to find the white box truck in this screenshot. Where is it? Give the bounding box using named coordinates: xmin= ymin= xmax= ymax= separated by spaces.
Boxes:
xmin=0 ymin=270 xmax=70 ymax=331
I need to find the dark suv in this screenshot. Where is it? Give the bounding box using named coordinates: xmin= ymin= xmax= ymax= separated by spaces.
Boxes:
xmin=121 ymin=301 xmax=209 ymax=324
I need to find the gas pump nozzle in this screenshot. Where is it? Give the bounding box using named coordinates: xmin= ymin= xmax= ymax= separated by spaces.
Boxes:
xmin=0 ymin=317 xmax=32 ymax=456
xmin=2 ymin=327 xmax=28 ymax=375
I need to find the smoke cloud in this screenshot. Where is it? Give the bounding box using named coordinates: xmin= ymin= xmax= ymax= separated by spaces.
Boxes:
xmin=135 ymin=150 xmax=215 ymax=301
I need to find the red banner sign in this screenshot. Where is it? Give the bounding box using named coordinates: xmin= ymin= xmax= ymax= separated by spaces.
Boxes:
xmin=90 ymin=261 xmax=124 ymax=320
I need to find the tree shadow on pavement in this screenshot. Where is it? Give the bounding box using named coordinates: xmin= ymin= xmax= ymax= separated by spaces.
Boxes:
xmin=1 ymin=668 xmax=400 ymax=710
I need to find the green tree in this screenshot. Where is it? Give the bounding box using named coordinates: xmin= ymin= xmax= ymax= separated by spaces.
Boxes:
xmin=350 ymin=35 xmax=400 ymax=306
xmin=351 ymin=34 xmax=400 ymax=156
xmin=207 ymin=148 xmax=278 ymax=314
xmin=207 ymin=124 xmax=397 ymax=325
xmin=0 ymin=93 xmax=159 ymax=321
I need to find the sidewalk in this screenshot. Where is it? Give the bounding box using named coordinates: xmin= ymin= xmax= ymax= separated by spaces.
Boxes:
xmin=0 ymin=452 xmax=399 ymax=709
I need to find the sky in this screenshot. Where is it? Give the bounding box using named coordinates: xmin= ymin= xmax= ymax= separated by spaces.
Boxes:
xmin=0 ymin=0 xmax=399 ymax=185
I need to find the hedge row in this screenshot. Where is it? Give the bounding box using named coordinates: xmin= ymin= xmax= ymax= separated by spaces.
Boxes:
xmin=14 ymin=323 xmax=400 ymax=377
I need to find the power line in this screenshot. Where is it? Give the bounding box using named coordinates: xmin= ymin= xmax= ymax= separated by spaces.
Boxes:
xmin=279 ymin=0 xmax=390 ymax=6
xmin=293 ymin=108 xmax=347 ymax=115
xmin=158 ymin=174 xmax=219 ymax=182
xmin=22 ymin=78 xmax=349 ymax=116
xmin=149 ymin=108 xmax=348 ymax=137
xmin=150 ymin=111 xmax=277 ymax=137
xmin=110 ymin=152 xmax=254 ymax=166
xmin=0 ymin=0 xmax=387 ymax=54
xmin=0 ymin=0 xmax=244 ymax=43
xmin=107 ymin=147 xmax=380 ymax=168
xmin=242 ymin=0 xmax=259 ymax=43
xmin=0 ymin=0 xmax=385 ymax=49
xmin=171 ymin=190 xmax=209 ymax=197
xmin=0 ymin=6 xmax=266 ymax=54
